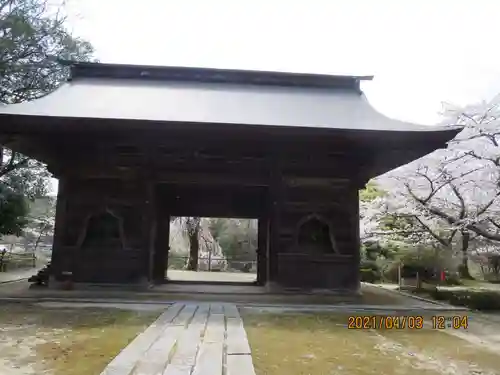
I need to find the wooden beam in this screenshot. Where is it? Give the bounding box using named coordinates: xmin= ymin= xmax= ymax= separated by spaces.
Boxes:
xmin=60 ymin=167 xmax=269 ymax=186
xmin=155 ymin=172 xmax=267 ymax=186
xmin=57 ymin=153 xmax=359 ymax=179
xmin=284 ymin=177 xmax=351 ymax=187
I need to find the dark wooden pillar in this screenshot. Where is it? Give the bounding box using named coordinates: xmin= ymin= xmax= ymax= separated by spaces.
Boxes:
xmin=142 ymin=178 xmax=157 ymax=284
xmin=267 ymin=159 xmax=284 ymax=287
xmin=152 ymin=204 xmax=170 ymax=283
xmin=350 ymin=183 xmax=361 ymax=291
xmin=256 ymin=215 xmax=268 ymax=285
xmin=50 ymin=177 xmax=69 ymax=281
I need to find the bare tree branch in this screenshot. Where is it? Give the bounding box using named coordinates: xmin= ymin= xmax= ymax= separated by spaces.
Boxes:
xmin=412 ymin=214 xmax=451 ymax=247
xmin=0 ymin=151 xmax=29 ymax=177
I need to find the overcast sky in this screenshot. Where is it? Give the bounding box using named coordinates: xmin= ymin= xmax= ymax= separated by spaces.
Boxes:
xmin=50 ymin=0 xmax=500 ymax=194
xmin=64 ymin=0 xmax=500 ymax=125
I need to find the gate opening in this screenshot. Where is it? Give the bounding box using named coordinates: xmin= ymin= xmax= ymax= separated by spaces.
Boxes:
xmin=166 ymin=217 xmax=258 ymax=284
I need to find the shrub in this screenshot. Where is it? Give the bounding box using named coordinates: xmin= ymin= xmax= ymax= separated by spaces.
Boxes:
xmin=167 ymin=254 xmax=186 ymax=270
xmin=360 ymin=260 xmax=381 ymax=283
xmin=441 ymin=270 xmax=462 ymax=286
xmin=360 ymin=260 xmax=378 ymax=271
xmin=381 ymin=261 xmax=435 ymax=283
xmin=381 ymin=245 xmax=458 ymax=285
xmin=381 ymin=261 xmax=400 ymax=283
xmin=360 ymin=269 xmax=380 ymax=283
xmin=483 ymin=270 xmax=500 ymax=283
xmin=427 ymin=290 xmax=500 ymax=311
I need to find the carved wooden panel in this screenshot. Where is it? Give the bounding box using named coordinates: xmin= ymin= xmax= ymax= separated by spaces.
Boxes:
xmin=294 ymin=213 xmax=338 ymax=255
xmin=53 ymin=177 xmax=147 ymax=283
xmin=271 ymin=181 xmax=360 ymax=290
xmin=276 ymin=183 xmax=357 ymax=256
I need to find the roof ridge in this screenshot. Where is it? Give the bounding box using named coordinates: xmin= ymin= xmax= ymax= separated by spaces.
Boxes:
xmin=62 ymin=60 xmax=372 ymax=91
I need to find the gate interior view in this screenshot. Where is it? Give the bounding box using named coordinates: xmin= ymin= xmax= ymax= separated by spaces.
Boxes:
xmin=157 ymin=184 xmax=266 ymax=286
xmin=166 ymin=216 xmax=259 ymax=284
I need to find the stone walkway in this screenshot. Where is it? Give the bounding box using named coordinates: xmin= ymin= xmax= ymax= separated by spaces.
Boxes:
xmin=101 ymin=302 xmax=256 ymax=375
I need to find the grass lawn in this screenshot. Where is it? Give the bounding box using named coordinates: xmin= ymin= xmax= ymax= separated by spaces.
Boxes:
xmin=0 ymin=303 xmax=160 ymax=375
xmin=359 ymin=283 xmax=427 ymax=305
xmin=243 ymin=312 xmax=500 ymax=375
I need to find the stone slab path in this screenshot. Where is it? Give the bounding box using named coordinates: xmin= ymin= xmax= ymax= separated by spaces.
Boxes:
xmin=100 ymin=302 xmax=256 ymax=375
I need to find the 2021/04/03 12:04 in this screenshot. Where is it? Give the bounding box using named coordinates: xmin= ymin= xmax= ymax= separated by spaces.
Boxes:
xmin=347 ymin=315 xmax=468 ymax=330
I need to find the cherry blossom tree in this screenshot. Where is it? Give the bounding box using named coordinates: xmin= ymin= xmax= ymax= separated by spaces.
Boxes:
xmin=370 ymin=95 xmax=500 ymax=278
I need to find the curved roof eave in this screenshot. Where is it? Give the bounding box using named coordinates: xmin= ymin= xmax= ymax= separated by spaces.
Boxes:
xmin=0 ymin=76 xmax=459 ymax=135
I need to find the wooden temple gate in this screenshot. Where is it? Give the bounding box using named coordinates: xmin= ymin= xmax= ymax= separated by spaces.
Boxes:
xmin=0 ymin=62 xmax=460 ymax=293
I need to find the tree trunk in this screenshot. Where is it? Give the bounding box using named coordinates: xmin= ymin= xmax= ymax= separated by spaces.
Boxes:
xmin=187 ymin=231 xmax=199 ymax=271
xmin=186 ymin=218 xmax=200 ymax=271
xmin=458 ymin=230 xmax=472 ymax=279
xmin=416 ymin=272 xmax=423 ymax=290
xmin=32 ymin=224 xmax=48 ymax=268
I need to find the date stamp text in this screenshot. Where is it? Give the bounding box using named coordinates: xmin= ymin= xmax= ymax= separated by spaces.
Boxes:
xmin=347 ymin=315 xmax=468 ymax=330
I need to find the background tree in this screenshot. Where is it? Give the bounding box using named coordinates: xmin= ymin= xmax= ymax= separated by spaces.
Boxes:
xmin=360 ymin=180 xmax=461 ymax=283
xmin=1 ymin=0 xmax=94 ymax=104
xmin=172 ymin=216 xmax=202 ymax=271
xmin=0 ymin=0 xmax=94 ymax=237
xmin=185 ymin=217 xmax=201 ymax=271
xmin=22 ymin=196 xmax=55 ymax=252
xmin=0 ymin=182 xmax=28 ymax=236
xmin=404 ymin=98 xmax=500 ymax=242
xmin=368 ymin=96 xmax=500 ymax=280
xmin=208 ymin=218 xmax=257 ymax=271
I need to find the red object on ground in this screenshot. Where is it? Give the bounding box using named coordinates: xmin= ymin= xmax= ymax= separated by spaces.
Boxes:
xmin=440 ymin=271 xmax=445 ymax=282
